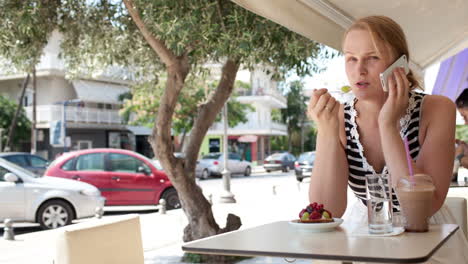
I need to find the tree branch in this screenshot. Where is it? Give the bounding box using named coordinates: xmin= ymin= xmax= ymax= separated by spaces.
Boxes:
xmin=185 ymin=58 xmax=240 ymax=169
xmin=123 ymin=0 xmax=177 ymax=67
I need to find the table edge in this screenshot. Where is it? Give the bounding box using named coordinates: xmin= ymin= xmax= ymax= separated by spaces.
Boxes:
xmin=182 ymin=223 xmax=459 ymax=263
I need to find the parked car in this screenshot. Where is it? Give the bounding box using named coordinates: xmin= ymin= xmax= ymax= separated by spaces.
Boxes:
xmin=263 ymin=152 xmax=296 ymax=172
xmin=0 ymin=152 xmax=50 ymax=175
xmin=294 ymin=151 xmax=316 ymax=182
xmin=44 ymin=148 xmax=180 ymax=209
xmin=195 ymin=153 xmax=251 ymax=179
xmin=0 ymin=157 xmax=105 ymax=229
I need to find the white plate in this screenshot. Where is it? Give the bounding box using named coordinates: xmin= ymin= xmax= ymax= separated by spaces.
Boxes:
xmin=288 ymin=218 xmax=344 ymax=232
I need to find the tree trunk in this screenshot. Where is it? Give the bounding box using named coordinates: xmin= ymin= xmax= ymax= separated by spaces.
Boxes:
xmin=150 ymin=59 xmax=241 ymax=246
xmin=5 ymin=74 xmax=30 ymax=151
xmin=122 ymin=2 xmax=242 ymax=258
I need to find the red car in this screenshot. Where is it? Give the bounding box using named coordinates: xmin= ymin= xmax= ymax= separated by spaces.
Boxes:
xmin=44 ymin=148 xmax=180 ymax=209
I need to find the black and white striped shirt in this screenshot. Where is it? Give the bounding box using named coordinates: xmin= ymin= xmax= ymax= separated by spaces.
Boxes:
xmin=344 ymin=91 xmax=426 ymax=212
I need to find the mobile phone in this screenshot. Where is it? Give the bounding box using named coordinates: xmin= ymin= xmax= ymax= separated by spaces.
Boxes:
xmin=380 ymin=54 xmax=409 ymax=92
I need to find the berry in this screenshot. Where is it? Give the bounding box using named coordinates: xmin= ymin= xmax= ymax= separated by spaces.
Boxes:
xmin=311 ymin=202 xmax=318 ymax=209
xmin=301 ymin=212 xmax=310 ymax=221
xmin=322 ymin=211 xmax=331 ymax=219
xmin=306 ymin=205 xmax=313 ymax=213
xmin=317 ymin=204 xmax=324 ymax=213
xmin=309 ymin=211 xmax=322 ymax=220
xmin=299 ymin=209 xmax=306 ymax=218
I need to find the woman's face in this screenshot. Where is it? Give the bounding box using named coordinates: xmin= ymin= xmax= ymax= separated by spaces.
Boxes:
xmin=343 ymin=29 xmax=395 ymax=100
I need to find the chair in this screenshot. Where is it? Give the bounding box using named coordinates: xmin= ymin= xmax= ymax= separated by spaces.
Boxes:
xmin=54 ymin=214 xmax=144 ymax=264
xmin=444 ymin=196 xmax=467 ymax=239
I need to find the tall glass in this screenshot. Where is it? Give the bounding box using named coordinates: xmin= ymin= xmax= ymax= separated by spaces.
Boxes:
xmin=396 ymin=174 xmax=435 ymax=232
xmin=366 ymin=174 xmax=393 ymax=234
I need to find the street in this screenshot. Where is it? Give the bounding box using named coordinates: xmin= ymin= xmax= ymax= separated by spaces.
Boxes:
xmin=0 ymin=169 xmax=308 ymax=237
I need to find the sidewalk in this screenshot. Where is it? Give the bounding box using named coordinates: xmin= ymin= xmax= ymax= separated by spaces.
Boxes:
xmin=0 ymin=178 xmax=313 ymax=264
xmin=143 ymin=182 xmax=310 ymax=264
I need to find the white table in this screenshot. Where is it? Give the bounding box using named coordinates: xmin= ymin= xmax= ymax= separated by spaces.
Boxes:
xmin=182 ymin=221 xmax=459 ymax=263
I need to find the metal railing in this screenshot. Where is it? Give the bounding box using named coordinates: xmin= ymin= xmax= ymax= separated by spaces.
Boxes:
xmin=25 ymin=105 xmax=123 ymax=125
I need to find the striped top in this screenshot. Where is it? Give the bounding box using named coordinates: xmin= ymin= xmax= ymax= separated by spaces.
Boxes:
xmin=344 ymin=91 xmax=426 ymax=212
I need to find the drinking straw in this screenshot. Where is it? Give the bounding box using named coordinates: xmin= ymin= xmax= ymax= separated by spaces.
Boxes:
xmin=403 ymin=137 xmax=415 ymax=185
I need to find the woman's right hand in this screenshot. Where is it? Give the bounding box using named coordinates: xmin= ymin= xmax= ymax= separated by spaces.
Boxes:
xmin=307 ymin=88 xmax=340 ymax=134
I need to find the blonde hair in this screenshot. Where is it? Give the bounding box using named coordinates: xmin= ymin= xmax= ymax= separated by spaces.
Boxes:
xmin=343 ymin=16 xmax=421 ymax=90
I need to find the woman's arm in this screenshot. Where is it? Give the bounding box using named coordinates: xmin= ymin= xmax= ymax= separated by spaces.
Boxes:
xmin=380 ymin=95 xmax=455 ymax=215
xmin=307 ymin=89 xmax=349 ymax=217
xmin=416 ymin=95 xmax=456 ymax=214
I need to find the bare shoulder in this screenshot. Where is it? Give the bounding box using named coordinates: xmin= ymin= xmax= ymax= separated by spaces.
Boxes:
xmin=419 ymin=94 xmax=456 ymax=143
xmin=423 ymin=94 xmax=456 ymax=114
xmin=421 ymin=94 xmax=456 ymax=119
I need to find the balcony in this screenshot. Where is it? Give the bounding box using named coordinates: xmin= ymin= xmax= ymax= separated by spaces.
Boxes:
xmin=236 ymin=88 xmax=286 ymax=109
xmin=208 ymin=120 xmax=287 ymax=136
xmin=25 ymin=105 xmax=124 ymax=128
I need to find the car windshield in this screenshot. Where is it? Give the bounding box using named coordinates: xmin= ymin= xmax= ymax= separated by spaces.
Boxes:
xmin=202 ymin=153 xmax=221 ymax=159
xmin=298 ymin=153 xmax=315 ymax=162
xmin=0 ymin=158 xmax=40 ymax=178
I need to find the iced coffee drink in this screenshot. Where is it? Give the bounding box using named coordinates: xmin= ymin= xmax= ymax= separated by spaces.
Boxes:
xmin=396 ymin=174 xmax=435 ymax=232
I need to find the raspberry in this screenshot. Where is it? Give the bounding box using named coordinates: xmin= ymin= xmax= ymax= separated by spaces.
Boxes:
xmin=311 ymin=202 xmax=318 ymax=209
xmin=309 ymin=211 xmax=322 ymax=220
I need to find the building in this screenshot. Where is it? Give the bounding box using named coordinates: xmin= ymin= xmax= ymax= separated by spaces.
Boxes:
xmin=0 ymin=31 xmax=152 ymax=159
xmin=201 ymin=66 xmax=288 ymax=165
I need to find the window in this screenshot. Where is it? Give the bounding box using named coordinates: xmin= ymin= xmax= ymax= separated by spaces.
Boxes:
xmin=76 ymin=153 xmax=105 ymax=171
xmin=3 ymin=155 xmax=28 ymax=167
xmin=77 ymin=140 xmax=92 ymax=150
xmin=30 ymin=156 xmax=48 ymax=167
xmin=108 ymin=153 xmax=149 ymax=173
xmin=61 ymin=158 xmax=76 ymax=171
xmin=229 ymin=153 xmax=241 ymax=161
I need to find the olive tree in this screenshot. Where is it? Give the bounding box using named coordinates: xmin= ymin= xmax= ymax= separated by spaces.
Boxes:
xmin=0 ymin=0 xmax=327 ymax=248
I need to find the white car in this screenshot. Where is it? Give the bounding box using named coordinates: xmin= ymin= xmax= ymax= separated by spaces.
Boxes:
xmin=195 ymin=153 xmax=252 ymax=179
xmin=0 ymin=158 xmax=105 ymax=229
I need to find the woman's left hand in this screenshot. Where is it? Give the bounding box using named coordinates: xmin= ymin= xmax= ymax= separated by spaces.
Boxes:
xmin=378 ymin=67 xmax=410 ymax=128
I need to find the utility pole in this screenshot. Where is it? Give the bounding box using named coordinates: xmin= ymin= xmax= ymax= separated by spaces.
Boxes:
xmin=219 ymin=103 xmax=235 ymax=203
xmin=31 ymin=67 xmax=37 ymax=154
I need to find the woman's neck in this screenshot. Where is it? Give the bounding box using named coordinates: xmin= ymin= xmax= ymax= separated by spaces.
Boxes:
xmin=355 ymin=96 xmax=386 ymax=123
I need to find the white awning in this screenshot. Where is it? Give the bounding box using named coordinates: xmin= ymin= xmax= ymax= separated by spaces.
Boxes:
xmin=126 ymin=125 xmax=152 ymax=136
xmin=72 ymin=80 xmax=129 ymax=104
xmin=232 ymin=0 xmax=468 ymax=71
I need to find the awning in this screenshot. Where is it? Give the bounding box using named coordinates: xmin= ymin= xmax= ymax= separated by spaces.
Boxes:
xmin=232 ymin=0 xmax=468 ymax=71
xmin=72 ymin=80 xmax=129 ymax=104
xmin=126 ymin=125 xmax=152 ymax=136
xmin=432 ymin=48 xmax=468 ymax=101
xmin=238 ymin=135 xmax=258 ymax=143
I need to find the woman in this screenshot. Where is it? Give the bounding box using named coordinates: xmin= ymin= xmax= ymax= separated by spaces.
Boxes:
xmin=308 ymin=15 xmax=468 ymax=263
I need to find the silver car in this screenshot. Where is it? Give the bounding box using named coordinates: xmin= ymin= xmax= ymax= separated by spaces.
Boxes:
xmin=0 ymin=158 xmax=105 ymax=229
xmin=195 ymin=153 xmax=252 ymax=179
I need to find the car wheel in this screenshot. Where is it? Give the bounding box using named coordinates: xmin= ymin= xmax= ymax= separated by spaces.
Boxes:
xmin=296 ymin=177 xmax=303 ymax=182
xmin=244 ymin=166 xmax=251 ymax=176
xmin=37 ymin=200 xmax=74 ymax=230
xmin=201 ymin=169 xmax=210 ymax=180
xmin=266 ymin=170 xmax=271 ymax=173
xmin=161 ymin=188 xmax=181 ymax=210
